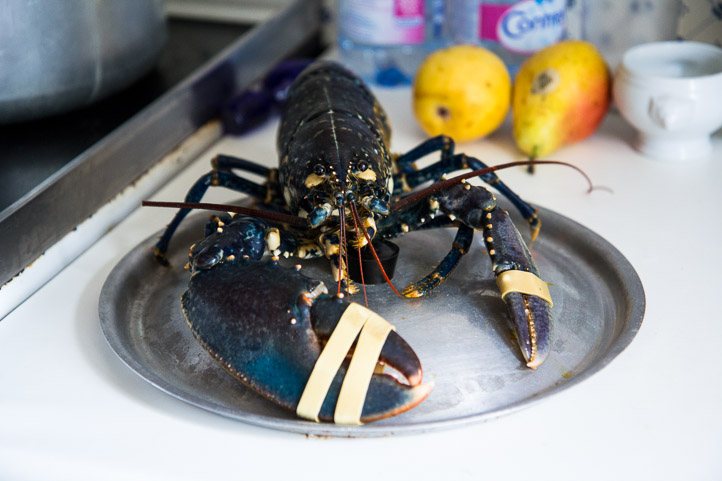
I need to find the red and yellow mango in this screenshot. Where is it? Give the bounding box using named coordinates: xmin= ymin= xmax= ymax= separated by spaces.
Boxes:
xmin=512 ymin=40 xmax=611 ymax=159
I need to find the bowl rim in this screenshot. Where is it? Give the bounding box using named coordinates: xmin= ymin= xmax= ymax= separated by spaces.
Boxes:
xmin=618 ymin=41 xmax=722 ymax=84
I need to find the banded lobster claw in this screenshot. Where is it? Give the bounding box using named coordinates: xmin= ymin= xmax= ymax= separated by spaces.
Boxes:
xmin=181 ymin=257 xmax=431 ymax=423
xmin=486 ymin=208 xmax=553 ymax=369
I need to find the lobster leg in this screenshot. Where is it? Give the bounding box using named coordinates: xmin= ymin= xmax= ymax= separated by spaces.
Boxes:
xmin=400 ymin=224 xmax=474 ymax=297
xmin=393 ymin=135 xmax=456 ymax=176
xmin=393 ymin=136 xmax=540 ymax=240
xmin=213 ymin=153 xmax=273 ymax=176
xmin=154 ymin=155 xmax=274 ymax=264
xmin=376 ymin=196 xmax=473 ymax=296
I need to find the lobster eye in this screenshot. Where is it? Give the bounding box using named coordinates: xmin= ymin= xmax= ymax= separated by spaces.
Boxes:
xmin=313 ymin=164 xmax=326 ymax=176
xmin=357 ymin=160 xmax=368 ymax=172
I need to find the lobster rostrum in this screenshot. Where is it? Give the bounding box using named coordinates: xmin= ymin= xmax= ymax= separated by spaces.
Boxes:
xmin=147 ymin=61 xmax=563 ymax=424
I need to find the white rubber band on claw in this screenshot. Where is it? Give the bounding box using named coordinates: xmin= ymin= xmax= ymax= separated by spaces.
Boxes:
xmin=296 ymin=303 xmax=394 ymax=424
xmin=334 ymin=312 xmax=394 ymax=425
xmin=496 ymin=270 xmax=553 ymax=307
xmin=296 ymin=303 xmax=367 ymax=422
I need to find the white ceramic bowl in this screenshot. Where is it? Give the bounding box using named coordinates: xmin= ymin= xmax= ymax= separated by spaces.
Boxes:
xmin=613 ymin=41 xmax=722 ymax=161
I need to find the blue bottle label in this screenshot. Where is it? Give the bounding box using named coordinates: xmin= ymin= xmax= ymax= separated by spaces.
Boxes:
xmin=480 ymin=0 xmax=566 ymax=54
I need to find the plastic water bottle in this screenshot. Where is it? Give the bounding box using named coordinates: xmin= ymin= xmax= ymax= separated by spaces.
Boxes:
xmin=336 ymin=0 xmax=446 ymax=86
xmin=444 ymin=0 xmax=567 ymax=75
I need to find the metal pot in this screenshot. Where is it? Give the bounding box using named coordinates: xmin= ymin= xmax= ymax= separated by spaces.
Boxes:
xmin=0 ymin=0 xmax=166 ymax=123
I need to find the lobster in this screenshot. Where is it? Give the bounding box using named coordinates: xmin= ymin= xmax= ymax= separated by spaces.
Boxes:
xmin=145 ymin=61 xmax=560 ymax=424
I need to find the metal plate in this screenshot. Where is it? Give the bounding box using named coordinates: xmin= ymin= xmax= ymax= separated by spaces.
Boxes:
xmin=99 ymin=204 xmax=645 ymax=437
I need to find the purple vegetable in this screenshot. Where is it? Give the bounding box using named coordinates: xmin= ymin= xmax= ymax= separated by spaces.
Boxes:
xmin=223 ymin=59 xmax=313 ymax=135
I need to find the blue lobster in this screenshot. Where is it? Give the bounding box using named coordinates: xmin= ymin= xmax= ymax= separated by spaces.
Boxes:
xmin=146 ymin=61 xmax=557 ymax=424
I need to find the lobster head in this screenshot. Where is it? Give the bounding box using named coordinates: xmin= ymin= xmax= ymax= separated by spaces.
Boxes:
xmin=276 ymin=61 xmax=395 ymax=248
xmin=279 ymin=117 xmax=394 ymax=247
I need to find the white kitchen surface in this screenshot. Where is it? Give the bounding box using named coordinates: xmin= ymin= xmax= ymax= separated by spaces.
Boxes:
xmin=1 ymin=86 xmax=720 ymax=480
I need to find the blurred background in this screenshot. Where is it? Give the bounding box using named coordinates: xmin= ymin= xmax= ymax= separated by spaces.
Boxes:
xmin=0 ymin=0 xmax=719 ymax=308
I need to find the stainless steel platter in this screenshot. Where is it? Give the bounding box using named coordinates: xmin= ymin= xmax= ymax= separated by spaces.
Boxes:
xmin=99 ymin=203 xmax=645 ymax=437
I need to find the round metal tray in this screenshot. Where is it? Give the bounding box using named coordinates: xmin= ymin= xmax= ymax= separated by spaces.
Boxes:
xmin=99 ymin=204 xmax=645 ymax=437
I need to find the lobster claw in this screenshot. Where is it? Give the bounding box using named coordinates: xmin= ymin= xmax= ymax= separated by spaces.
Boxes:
xmin=181 ymin=259 xmax=431 ymax=423
xmin=431 ymin=182 xmax=554 ymax=369
xmin=485 ymin=209 xmax=553 ymax=369
xmin=499 ymin=288 xmax=552 ymax=369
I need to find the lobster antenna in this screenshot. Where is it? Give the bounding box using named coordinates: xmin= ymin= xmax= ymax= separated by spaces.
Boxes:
xmin=350 ymin=202 xmax=403 ymax=297
xmin=337 ymin=205 xmax=347 ymax=296
xmin=142 ymin=200 xmax=308 ymax=227
xmin=391 ymin=159 xmax=594 ymax=212
xmin=349 ymin=202 xmax=369 ymax=307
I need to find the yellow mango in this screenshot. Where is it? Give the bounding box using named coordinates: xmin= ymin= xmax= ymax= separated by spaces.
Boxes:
xmin=413 ymin=45 xmax=511 ymax=143
xmin=512 ymin=40 xmax=611 ymax=158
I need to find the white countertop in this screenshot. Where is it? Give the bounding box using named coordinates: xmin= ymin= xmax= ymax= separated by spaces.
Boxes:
xmin=2 ymin=87 xmax=721 ymax=480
